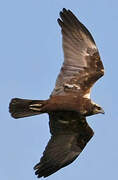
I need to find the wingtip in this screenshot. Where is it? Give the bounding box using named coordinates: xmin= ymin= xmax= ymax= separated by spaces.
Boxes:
xmin=59 ymin=8 xmax=69 ymax=15
xmin=62 ymin=8 xmax=67 ymax=12
xmin=33 ymin=163 xmax=39 ymax=170
xmin=58 ymin=8 xmax=70 ymax=27
xmin=57 ymin=18 xmax=63 ymax=27
xmin=61 ymin=8 xmax=73 ymax=14
xmin=33 ymin=163 xmax=51 ymax=178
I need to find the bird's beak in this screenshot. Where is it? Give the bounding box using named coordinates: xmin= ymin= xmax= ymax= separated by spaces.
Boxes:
xmin=99 ymin=108 xmax=105 ymax=114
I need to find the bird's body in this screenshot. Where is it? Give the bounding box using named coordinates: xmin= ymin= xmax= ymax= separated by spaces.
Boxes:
xmin=9 ymin=8 xmax=104 ymax=178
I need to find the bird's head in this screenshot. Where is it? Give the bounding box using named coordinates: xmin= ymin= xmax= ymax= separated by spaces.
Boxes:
xmin=92 ymin=103 xmax=105 ymax=115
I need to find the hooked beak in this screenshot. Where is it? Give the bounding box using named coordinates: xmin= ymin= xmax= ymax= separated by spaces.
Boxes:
xmin=99 ymin=108 xmax=105 ymax=114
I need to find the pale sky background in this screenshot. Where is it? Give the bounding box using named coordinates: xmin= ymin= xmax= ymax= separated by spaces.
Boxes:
xmin=0 ymin=0 xmax=117 ymax=180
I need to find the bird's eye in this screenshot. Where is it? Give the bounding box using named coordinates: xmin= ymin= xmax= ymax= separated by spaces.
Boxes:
xmin=97 ymin=106 xmax=101 ymax=110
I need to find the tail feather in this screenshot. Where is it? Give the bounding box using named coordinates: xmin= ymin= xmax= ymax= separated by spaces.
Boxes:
xmin=9 ymin=98 xmax=45 ymax=119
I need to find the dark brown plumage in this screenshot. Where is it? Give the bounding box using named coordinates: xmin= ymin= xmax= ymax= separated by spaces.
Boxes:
xmin=34 ymin=112 xmax=94 ymax=178
xmin=9 ymin=8 xmax=104 ymax=178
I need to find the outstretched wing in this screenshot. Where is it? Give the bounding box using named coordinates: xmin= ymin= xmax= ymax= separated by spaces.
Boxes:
xmin=34 ymin=112 xmax=94 ymax=178
xmin=51 ymin=8 xmax=104 ymax=97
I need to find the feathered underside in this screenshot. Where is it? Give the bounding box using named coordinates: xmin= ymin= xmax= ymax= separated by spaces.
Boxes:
xmin=34 ymin=112 xmax=94 ymax=178
xmin=51 ymin=8 xmax=104 ymax=98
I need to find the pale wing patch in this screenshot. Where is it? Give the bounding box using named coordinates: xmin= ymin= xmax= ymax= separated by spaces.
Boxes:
xmin=64 ymin=83 xmax=80 ymax=90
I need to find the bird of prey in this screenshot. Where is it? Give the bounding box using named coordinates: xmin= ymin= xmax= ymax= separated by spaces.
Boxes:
xmin=9 ymin=8 xmax=104 ymax=178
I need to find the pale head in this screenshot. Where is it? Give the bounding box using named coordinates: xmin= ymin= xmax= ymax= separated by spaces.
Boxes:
xmin=92 ymin=103 xmax=105 ymax=115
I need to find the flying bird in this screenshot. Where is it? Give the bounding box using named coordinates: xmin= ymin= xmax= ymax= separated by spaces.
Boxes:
xmin=9 ymin=8 xmax=104 ymax=178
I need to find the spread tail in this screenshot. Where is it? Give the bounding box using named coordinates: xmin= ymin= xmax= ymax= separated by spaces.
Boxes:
xmin=9 ymin=98 xmax=46 ymax=119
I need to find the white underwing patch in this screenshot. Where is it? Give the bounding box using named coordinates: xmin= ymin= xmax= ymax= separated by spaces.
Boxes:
xmin=64 ymin=83 xmax=80 ymax=90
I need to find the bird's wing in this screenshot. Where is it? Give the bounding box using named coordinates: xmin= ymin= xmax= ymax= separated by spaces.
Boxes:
xmin=51 ymin=8 xmax=104 ymax=97
xmin=34 ymin=112 xmax=94 ymax=178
